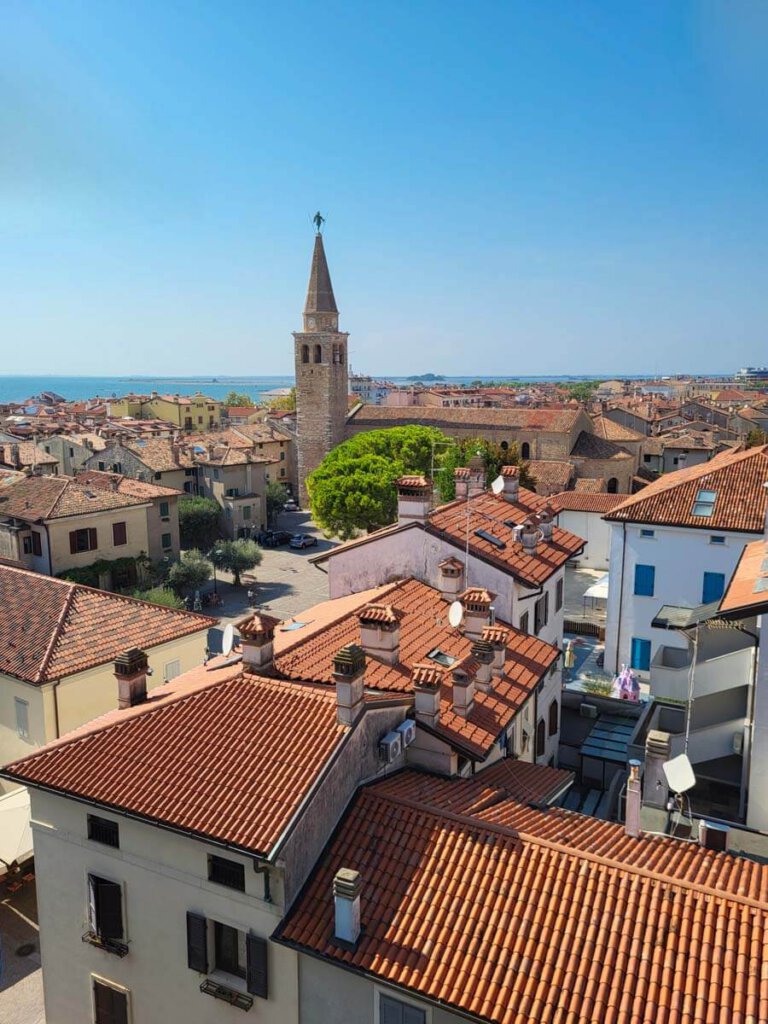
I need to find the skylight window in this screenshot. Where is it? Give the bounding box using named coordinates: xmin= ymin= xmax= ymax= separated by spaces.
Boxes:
xmin=426 ymin=648 xmax=456 ymax=668
xmin=279 ymin=620 xmax=311 ymax=632
xmin=692 ymin=489 xmax=717 ymax=517
xmin=474 ymin=528 xmax=506 ymax=549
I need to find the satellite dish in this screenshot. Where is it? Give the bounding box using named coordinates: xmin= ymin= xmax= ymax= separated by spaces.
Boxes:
xmin=663 ymin=753 xmax=696 ymax=795
xmin=222 ymin=623 xmax=235 ymax=657
xmin=448 ymin=601 xmax=464 ymax=629
xmin=491 ymin=475 xmax=505 ymax=495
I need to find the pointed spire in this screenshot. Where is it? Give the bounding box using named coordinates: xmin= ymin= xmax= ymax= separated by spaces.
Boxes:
xmin=304 ymin=232 xmax=338 ymax=314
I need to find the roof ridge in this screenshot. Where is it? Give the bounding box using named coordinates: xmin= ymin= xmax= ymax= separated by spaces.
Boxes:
xmin=36 ymin=585 xmax=78 ymax=683
xmin=374 ymin=788 xmax=768 ymax=913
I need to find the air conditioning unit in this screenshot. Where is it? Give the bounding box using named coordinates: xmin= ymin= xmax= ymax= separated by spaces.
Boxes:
xmin=379 ymin=731 xmax=403 ymax=764
xmin=699 ymin=820 xmax=729 ymax=852
xmin=396 ymin=720 xmax=416 ymax=748
xmin=580 ymin=703 xmax=598 ymax=719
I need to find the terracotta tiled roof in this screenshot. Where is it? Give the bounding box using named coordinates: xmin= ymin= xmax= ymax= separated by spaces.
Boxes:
xmin=719 ymin=538 xmax=768 ymax=615
xmin=526 ymin=460 xmax=573 ymax=493
xmin=395 ymin=474 xmax=430 ymax=488
xmin=591 ymin=415 xmax=645 ymax=442
xmin=4 ymin=668 xmax=347 ymax=858
xmin=0 ymin=474 xmax=149 ymax=522
xmin=573 ymin=477 xmax=606 ymax=492
xmin=659 ymin=431 xmax=715 ymax=450
xmin=76 ymin=470 xmax=182 ymax=498
xmin=274 ymin=579 xmax=560 ymax=759
xmin=570 ymin=430 xmax=633 ymax=460
xmin=426 ymin=488 xmax=584 ymax=587
xmin=551 ymin=491 xmax=627 ymax=513
xmin=606 ymin=445 xmax=768 ymax=532
xmin=347 ymin=405 xmax=585 ymax=433
xmin=357 ymin=603 xmax=402 ymax=626
xmin=0 ymin=564 xmax=211 ymax=684
xmin=126 ymin=438 xmax=195 ymax=471
xmin=0 ymin=442 xmax=58 ymax=467
xmin=277 ymin=768 xmax=768 ymax=1024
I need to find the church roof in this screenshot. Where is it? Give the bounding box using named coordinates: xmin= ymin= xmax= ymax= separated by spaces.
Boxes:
xmin=304 ymin=233 xmax=338 ymax=314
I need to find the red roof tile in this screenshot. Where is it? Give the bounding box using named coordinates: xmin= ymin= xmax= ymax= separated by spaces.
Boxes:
xmin=274 ymin=578 xmax=559 ymax=759
xmin=606 ymin=445 xmax=768 ymax=532
xmin=277 ymin=768 xmax=768 ymax=1024
xmin=0 ymin=564 xmax=211 ymax=683
xmin=551 ymin=491 xmax=627 ymax=513
xmin=347 ymin=405 xmax=585 ymax=432
xmin=719 ymin=538 xmax=768 ymax=615
xmin=4 ymin=670 xmax=347 ymax=857
xmin=0 ymin=474 xmax=150 ymax=521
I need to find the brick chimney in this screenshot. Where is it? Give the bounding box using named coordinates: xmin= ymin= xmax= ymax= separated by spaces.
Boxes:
xmin=237 ymin=612 xmax=280 ymax=670
xmin=470 ymin=639 xmax=494 ymax=693
xmin=482 ymin=625 xmax=509 ymax=678
xmin=357 ymin=604 xmax=401 ymax=665
xmin=411 ymin=664 xmax=443 ymax=726
xmin=459 ymin=587 xmax=495 ymax=639
xmin=451 ymin=657 xmax=477 ymax=718
xmin=115 ymin=648 xmax=149 ymax=709
xmin=395 ymin=475 xmax=431 ymax=524
xmin=437 ymin=557 xmax=464 ymax=601
xmin=333 ymin=868 xmax=361 ymax=947
xmin=332 ymin=645 xmax=366 ymax=726
xmin=500 ymin=465 xmax=520 ymax=502
xmin=625 ymin=759 xmax=642 ymax=838
xmin=454 ymin=466 xmax=470 ymax=500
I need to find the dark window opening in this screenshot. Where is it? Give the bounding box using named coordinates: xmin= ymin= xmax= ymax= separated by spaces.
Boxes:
xmin=208 ymin=855 xmax=245 ymax=891
xmin=215 ymin=922 xmax=246 ymax=979
xmin=301 ymin=344 xmax=309 ymax=363
xmin=88 ymin=815 xmax=119 ymax=848
xmin=112 ymin=521 xmax=127 ymax=546
xmin=607 ymin=477 xmax=618 ymax=493
xmin=70 ymin=527 xmax=97 ymax=554
xmin=93 ymin=980 xmax=128 ymax=1024
xmin=536 ymin=718 xmax=546 ymax=758
xmin=88 ymin=874 xmax=123 ymax=940
xmin=548 ymin=699 xmax=559 ymax=736
xmin=521 ymin=442 xmax=531 ymax=460
xmin=314 ymin=344 xmax=322 ymax=363
xmin=555 ymin=578 xmax=563 ymax=612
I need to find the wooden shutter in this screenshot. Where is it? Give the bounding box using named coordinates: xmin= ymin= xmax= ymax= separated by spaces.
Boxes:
xmin=93 ymin=981 xmax=128 ymax=1024
xmin=88 ymin=527 xmax=98 ymax=551
xmin=113 ymin=522 xmax=127 ymax=546
xmin=246 ymin=933 xmax=268 ymax=998
xmin=544 ymin=591 xmax=550 ymax=625
xmin=186 ymin=911 xmax=208 ymax=973
xmin=94 ymin=877 xmax=123 ymax=939
xmin=88 ymin=873 xmax=98 ymax=931
xmin=69 ymin=530 xmax=77 ymax=554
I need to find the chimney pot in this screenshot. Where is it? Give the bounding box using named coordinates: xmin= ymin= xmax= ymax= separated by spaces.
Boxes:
xmin=625 ymin=759 xmax=642 ymax=838
xmin=395 ymin=475 xmax=432 ymax=524
xmin=237 ymin=613 xmax=280 ymax=670
xmin=471 ymin=639 xmax=494 ymax=692
xmin=333 ymin=868 xmax=362 ymax=947
xmin=458 ymin=588 xmax=495 ymax=639
xmin=333 ymin=645 xmax=366 ymax=726
xmin=500 ymin=465 xmax=520 ymax=502
xmin=114 ymin=648 xmax=149 ymax=708
xmin=451 ymin=659 xmax=477 ymax=718
xmin=357 ymin=605 xmax=401 ymax=665
xmin=437 ymin=557 xmax=464 ymax=601
xmin=411 ymin=664 xmax=443 ymax=726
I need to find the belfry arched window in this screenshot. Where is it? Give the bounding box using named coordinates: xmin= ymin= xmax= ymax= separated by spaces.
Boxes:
xmin=314 ymin=344 xmax=322 ymax=364
xmin=301 ymin=345 xmax=309 ymax=364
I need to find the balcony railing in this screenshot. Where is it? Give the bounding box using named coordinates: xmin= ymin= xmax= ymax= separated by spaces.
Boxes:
xmin=81 ymin=930 xmax=129 ymax=958
xmin=200 ymin=979 xmax=253 ymax=1011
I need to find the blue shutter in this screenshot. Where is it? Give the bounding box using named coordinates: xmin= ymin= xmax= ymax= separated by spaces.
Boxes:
xmin=630 ymin=638 xmax=651 ymax=672
xmin=634 ymin=564 xmax=655 ymax=597
xmin=702 ymin=572 xmax=725 ymax=604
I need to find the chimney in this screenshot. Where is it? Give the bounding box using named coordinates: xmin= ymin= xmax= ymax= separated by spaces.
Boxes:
xmin=482 ymin=625 xmax=509 ymax=677
xmin=470 ymin=639 xmax=494 ymax=692
xmin=411 ymin=664 xmax=443 ymax=726
xmin=467 ymin=453 xmax=485 ymax=498
xmin=643 ymin=730 xmax=671 ymax=809
xmin=538 ymin=504 xmax=555 ymax=541
xmin=110 ymin=475 xmax=120 ymax=492
xmin=454 ymin=466 xmax=470 ymax=500
xmin=115 ymin=648 xmax=149 ymax=709
xmin=519 ymin=517 xmax=542 ymax=553
xmin=451 ymin=658 xmax=477 ymax=718
xmin=333 ymin=868 xmax=361 ymax=947
xmin=625 ymin=759 xmax=642 ymax=838
xmin=10 ymin=443 xmax=21 ymax=470
xmin=237 ymin=612 xmax=280 ymax=671
xmin=357 ymin=604 xmax=401 ymax=665
xmin=500 ymin=465 xmax=520 ymax=502
xmin=437 ymin=557 xmax=464 ymax=601
xmin=332 ymin=644 xmax=366 ymax=726
xmin=395 ymin=475 xmax=431 ymax=524
xmin=459 ymin=587 xmax=495 ymax=639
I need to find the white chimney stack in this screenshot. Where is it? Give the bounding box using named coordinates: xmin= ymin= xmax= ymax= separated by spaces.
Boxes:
xmin=454 ymin=467 xmax=470 ymax=500
xmin=459 ymin=588 xmax=495 ymax=639
xmin=333 ymin=868 xmax=361 ymax=947
xmin=412 ymin=664 xmax=443 ymax=726
xmin=466 ymin=454 xmax=485 ymax=498
xmin=538 ymin=504 xmax=555 ymax=542
xmin=437 ymin=557 xmax=464 ymax=601
xmin=451 ymin=658 xmax=476 ymax=718
xmin=357 ymin=604 xmax=401 ymax=665
xmin=519 ymin=518 xmax=542 ymax=553
xmin=625 ymin=759 xmax=642 ymax=838
xmin=237 ymin=612 xmax=280 ymax=671
xmin=470 ymin=640 xmax=494 ymax=693
xmin=332 ymin=645 xmax=366 ymax=726
xmin=482 ymin=625 xmax=509 ymax=678
xmin=500 ymin=465 xmax=520 ymax=502
xmin=395 ymin=475 xmax=432 ymax=525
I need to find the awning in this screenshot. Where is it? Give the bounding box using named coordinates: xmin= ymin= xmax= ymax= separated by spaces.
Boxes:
xmin=0 ymin=788 xmax=33 ymax=869
xmin=583 ymin=573 xmax=609 ymax=601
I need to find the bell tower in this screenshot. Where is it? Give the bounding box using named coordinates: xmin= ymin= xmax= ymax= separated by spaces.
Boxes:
xmin=293 ymin=226 xmax=349 ymax=505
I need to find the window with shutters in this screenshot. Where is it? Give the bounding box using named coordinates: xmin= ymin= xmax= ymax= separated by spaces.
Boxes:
xmin=634 ymin=564 xmax=655 ymax=597
xmin=112 ymin=522 xmax=127 ymax=546
xmin=534 ymin=595 xmax=548 ymax=634
xmin=159 ymin=501 xmax=170 ymax=519
xmin=214 ymin=922 xmax=246 ymax=979
xmin=519 ymin=610 xmax=529 ymax=634
xmin=187 ymin=913 xmax=268 ymax=1000
xmin=536 ymin=718 xmax=546 ymax=758
xmin=702 ymin=571 xmax=726 ymax=604
xmin=85 ymin=875 xmax=127 ymax=955
xmin=161 ymin=532 xmax=172 ymax=549
xmin=378 ymin=992 xmax=427 ymax=1024
xmin=70 ymin=528 xmax=98 ymax=553
xmin=555 ymin=577 xmax=563 ymax=612
xmin=92 ymin=978 xmax=129 ymax=1024
xmin=630 ymin=637 xmax=651 ymax=672
xmin=548 ymin=698 xmax=559 ymax=736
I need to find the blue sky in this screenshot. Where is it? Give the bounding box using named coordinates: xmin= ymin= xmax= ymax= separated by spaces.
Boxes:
xmin=2 ymin=1 xmax=767 ymax=376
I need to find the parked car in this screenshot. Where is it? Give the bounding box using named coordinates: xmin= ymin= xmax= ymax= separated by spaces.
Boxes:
xmin=283 ymin=499 xmax=300 ymax=512
xmin=289 ymin=534 xmax=318 ymax=549
xmin=260 ymin=530 xmax=294 ymax=547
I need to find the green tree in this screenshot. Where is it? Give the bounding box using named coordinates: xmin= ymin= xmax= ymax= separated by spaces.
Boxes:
xmin=209 ymin=539 xmax=263 ymax=586
xmin=132 ymin=586 xmax=185 ymax=609
xmin=178 ymin=496 xmax=221 ymax=549
xmin=222 ymin=391 xmax=255 ymax=407
xmin=563 ymin=380 xmax=603 ymax=403
xmin=167 ymin=549 xmax=212 ymax=594
xmin=434 ymin=438 xmax=535 ymax=502
xmin=745 ymin=428 xmax=768 ymax=449
xmin=266 ymin=481 xmax=289 ymax=525
xmin=267 ymin=387 xmax=297 ymax=413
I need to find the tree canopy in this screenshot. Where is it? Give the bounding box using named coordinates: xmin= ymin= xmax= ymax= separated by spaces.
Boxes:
xmin=266 ymin=387 xmax=296 ymax=412
xmin=266 ymin=481 xmax=289 ymax=524
xmin=222 ymin=391 xmax=255 ymax=407
xmin=167 ymin=549 xmax=213 ymax=594
xmin=178 ymin=496 xmax=221 ymax=550
xmin=210 ymin=539 xmax=263 ymax=586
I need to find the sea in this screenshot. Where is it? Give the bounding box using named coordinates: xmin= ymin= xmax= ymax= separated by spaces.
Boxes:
xmin=0 ymin=373 xmax=690 ymax=406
